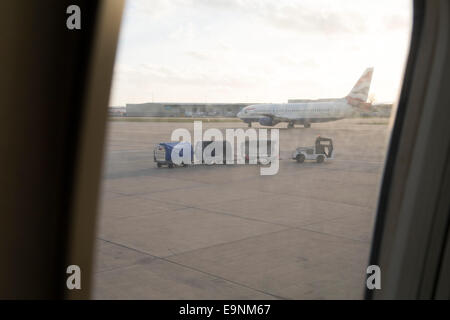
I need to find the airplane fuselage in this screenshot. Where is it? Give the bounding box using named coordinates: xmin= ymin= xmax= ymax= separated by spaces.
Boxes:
xmin=237 ymin=99 xmax=353 ymax=126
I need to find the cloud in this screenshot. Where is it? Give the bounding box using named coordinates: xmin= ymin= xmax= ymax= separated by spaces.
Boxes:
xmin=137 ymin=63 xmax=257 ymax=88
xmin=187 ymin=0 xmax=368 ymax=35
xmin=127 ymin=0 xmax=175 ymax=18
xmin=185 ymin=50 xmax=210 ymax=61
xmin=261 ymin=6 xmax=367 ymax=35
xmin=130 ymin=0 xmax=368 ymax=35
xmin=383 ymin=14 xmax=411 ymax=31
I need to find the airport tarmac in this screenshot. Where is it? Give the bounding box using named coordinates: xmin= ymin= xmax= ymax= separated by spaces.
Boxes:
xmin=92 ymin=118 xmax=390 ymax=299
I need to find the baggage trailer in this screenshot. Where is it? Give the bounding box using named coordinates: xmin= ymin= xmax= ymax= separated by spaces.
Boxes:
xmin=240 ymin=140 xmax=278 ymax=165
xmin=154 ymin=141 xmax=232 ymax=168
xmin=199 ymin=140 xmax=232 ymax=165
xmin=154 ymin=142 xmax=193 ymax=168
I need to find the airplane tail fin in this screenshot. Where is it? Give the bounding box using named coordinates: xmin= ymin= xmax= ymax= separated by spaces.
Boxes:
xmin=345 ymin=67 xmax=374 ymax=108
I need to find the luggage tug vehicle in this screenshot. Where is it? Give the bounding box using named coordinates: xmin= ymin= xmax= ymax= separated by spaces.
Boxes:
xmin=292 ymin=136 xmax=334 ymax=163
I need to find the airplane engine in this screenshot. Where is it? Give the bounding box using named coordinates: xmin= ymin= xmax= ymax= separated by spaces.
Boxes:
xmin=259 ymin=117 xmax=277 ymax=126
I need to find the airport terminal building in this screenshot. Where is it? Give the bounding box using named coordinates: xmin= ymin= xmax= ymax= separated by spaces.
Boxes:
xmin=125 ymin=102 xmax=252 ymax=117
xmin=121 ymin=101 xmax=393 ymax=118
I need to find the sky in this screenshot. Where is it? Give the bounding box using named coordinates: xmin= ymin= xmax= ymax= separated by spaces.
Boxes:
xmin=109 ymin=0 xmax=412 ymax=106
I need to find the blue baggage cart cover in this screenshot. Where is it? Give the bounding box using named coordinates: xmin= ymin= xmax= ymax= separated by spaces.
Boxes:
xmin=159 ymin=142 xmax=193 ymax=162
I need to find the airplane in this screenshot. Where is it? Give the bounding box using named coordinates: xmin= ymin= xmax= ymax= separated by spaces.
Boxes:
xmin=237 ymin=67 xmax=374 ymax=128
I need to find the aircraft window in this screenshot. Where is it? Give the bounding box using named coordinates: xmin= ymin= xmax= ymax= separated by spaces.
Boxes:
xmin=94 ymin=0 xmax=412 ymax=300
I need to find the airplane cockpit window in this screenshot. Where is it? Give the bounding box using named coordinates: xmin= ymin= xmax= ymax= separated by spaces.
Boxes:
xmin=94 ymin=0 xmax=412 ymax=299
